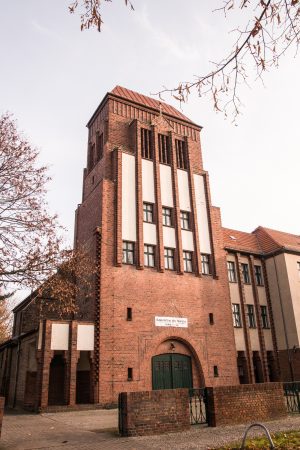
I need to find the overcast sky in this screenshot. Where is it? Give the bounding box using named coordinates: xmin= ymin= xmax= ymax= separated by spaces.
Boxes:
xmin=1 ymin=0 xmax=299 ymax=255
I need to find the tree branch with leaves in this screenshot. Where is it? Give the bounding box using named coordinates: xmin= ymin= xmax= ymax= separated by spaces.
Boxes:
xmin=0 ymin=114 xmax=95 ymax=314
xmin=68 ymin=0 xmax=300 ymax=120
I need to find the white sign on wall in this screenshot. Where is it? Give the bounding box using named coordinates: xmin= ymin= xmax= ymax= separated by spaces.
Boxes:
xmin=155 ymin=316 xmax=188 ymax=328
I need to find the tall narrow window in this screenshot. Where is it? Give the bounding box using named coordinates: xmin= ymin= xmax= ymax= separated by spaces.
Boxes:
xmin=127 ymin=368 xmax=133 ymax=381
xmin=247 ymin=304 xmax=256 ymax=328
xmin=180 ymin=211 xmax=190 ymax=230
xmin=254 ymin=265 xmax=264 ymax=286
xmin=175 ymin=139 xmax=187 ymax=169
xmin=232 ymin=303 xmax=242 ymax=327
xmin=164 ymin=248 xmax=174 ymax=270
xmin=241 ymin=263 xmax=251 ymax=284
xmin=96 ymin=132 xmax=104 ymax=161
xmin=88 ymin=142 xmax=94 ymax=171
xmin=141 ymin=128 xmax=153 ymax=160
xmin=183 ymin=251 xmax=193 ymax=272
xmin=143 ymin=203 xmax=154 ymax=223
xmin=144 ymin=245 xmax=155 ymax=267
xmin=158 ymin=134 xmax=171 ymax=165
xmin=227 ymin=261 xmax=237 ymax=282
xmin=127 ymin=307 xmax=132 ymax=321
xmin=162 ymin=207 xmax=172 ymax=227
xmin=201 ymin=254 xmax=211 ymax=275
xmin=297 ymin=261 xmax=300 ymax=278
xmin=261 ymin=306 xmax=270 ymax=329
xmin=122 ymin=241 xmax=134 ymax=265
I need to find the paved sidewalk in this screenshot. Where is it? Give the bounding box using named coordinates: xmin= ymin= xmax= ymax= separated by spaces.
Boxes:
xmin=1 ymin=409 xmax=300 ymax=449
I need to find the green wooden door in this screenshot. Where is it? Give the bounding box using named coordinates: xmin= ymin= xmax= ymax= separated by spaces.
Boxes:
xmin=152 ymin=353 xmax=193 ymax=390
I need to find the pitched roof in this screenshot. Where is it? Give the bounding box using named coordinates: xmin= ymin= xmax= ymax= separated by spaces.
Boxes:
xmin=223 ymin=226 xmax=300 ymax=255
xmin=223 ymin=228 xmax=263 ymax=254
xmin=111 ymin=86 xmax=198 ymax=126
xmin=254 ymin=226 xmax=300 ymax=253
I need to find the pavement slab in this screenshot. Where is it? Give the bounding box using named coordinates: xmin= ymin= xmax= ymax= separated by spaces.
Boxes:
xmin=1 ymin=409 xmax=300 ymax=449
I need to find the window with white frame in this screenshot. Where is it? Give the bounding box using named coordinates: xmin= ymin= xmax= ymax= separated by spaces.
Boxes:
xmin=164 ymin=248 xmax=174 ymax=270
xmin=143 ymin=203 xmax=154 ymax=223
xmin=144 ymin=245 xmax=155 ymax=267
xmin=122 ymin=241 xmax=134 ymax=265
xmin=162 ymin=207 xmax=172 ymax=227
xmin=227 ymin=261 xmax=237 ymax=282
xmin=232 ymin=303 xmax=242 ymax=328
xmin=247 ymin=304 xmax=256 ymax=328
xmin=183 ymin=251 xmax=193 ymax=272
xmin=180 ymin=211 xmax=190 ymax=230
xmin=201 ymin=254 xmax=211 ymax=275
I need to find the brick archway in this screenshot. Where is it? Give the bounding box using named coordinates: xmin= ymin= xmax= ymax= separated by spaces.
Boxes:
xmin=140 ymin=329 xmax=206 ymax=391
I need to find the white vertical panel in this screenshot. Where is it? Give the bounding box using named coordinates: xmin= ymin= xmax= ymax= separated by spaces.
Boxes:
xmin=77 ymin=324 xmax=94 ymax=351
xmin=160 ymin=164 xmax=173 ymax=207
xmin=194 ymin=174 xmax=211 ymax=254
xmin=122 ymin=153 xmax=136 ymax=241
xmin=182 ymin=230 xmax=194 ymax=251
xmin=51 ymin=324 xmax=69 ymax=350
xmin=163 ymin=226 xmax=176 ymax=248
xmin=142 ymin=159 xmax=155 ymax=203
xmin=177 ymin=169 xmax=191 ymax=212
xmin=143 ymin=222 xmax=157 ymax=245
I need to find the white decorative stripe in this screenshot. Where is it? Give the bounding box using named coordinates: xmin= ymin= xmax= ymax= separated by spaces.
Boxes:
xmin=160 ymin=164 xmax=174 ymax=207
xmin=143 ymin=222 xmax=157 ymax=245
xmin=182 ymin=230 xmax=194 ymax=251
xmin=142 ymin=159 xmax=155 ymax=203
xmin=194 ymin=174 xmax=211 ymax=254
xmin=163 ymin=226 xmax=176 ymax=248
xmin=177 ymin=169 xmax=191 ymax=212
xmin=122 ymin=153 xmax=136 ymax=241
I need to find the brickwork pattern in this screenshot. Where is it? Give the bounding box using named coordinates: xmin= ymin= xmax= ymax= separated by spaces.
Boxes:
xmin=119 ymin=388 xmax=190 ymax=436
xmin=206 ymin=382 xmax=287 ymax=427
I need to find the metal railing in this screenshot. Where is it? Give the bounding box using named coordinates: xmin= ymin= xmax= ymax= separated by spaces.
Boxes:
xmin=283 ymin=381 xmax=300 ymax=413
xmin=188 ymin=388 xmax=207 ymax=425
xmin=241 ymin=423 xmax=275 ymax=449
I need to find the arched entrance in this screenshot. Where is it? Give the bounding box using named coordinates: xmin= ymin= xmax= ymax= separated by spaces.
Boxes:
xmin=152 ymin=353 xmax=193 ymax=390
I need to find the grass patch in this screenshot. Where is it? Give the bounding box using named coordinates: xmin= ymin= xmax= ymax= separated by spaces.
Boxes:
xmin=215 ymin=430 xmax=300 ymax=449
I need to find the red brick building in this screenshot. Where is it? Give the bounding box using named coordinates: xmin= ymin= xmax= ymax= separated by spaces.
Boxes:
xmin=0 ymin=87 xmax=240 ymax=409
xmin=1 ymin=87 xmax=298 ymax=410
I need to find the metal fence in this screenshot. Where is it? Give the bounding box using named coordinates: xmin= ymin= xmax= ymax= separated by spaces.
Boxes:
xmin=283 ymin=382 xmax=300 ymax=413
xmin=188 ymin=388 xmax=207 ymax=425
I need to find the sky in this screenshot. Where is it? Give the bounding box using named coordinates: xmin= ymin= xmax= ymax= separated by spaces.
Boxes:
xmin=1 ymin=0 xmax=299 ymax=256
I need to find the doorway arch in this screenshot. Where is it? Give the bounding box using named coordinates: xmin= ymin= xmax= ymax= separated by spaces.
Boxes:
xmin=152 ymin=353 xmax=193 ymax=390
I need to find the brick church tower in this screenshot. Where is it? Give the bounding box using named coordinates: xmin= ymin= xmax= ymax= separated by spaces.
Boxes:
xmin=74 ymin=86 xmax=239 ymax=406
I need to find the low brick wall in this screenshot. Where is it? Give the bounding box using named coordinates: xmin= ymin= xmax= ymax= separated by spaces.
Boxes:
xmin=0 ymin=396 xmax=4 ymax=437
xmin=206 ymin=382 xmax=287 ymax=427
xmin=118 ymin=389 xmax=190 ymax=436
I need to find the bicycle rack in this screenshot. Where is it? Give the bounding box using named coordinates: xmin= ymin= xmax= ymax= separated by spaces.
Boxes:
xmin=240 ymin=423 xmax=275 ymax=449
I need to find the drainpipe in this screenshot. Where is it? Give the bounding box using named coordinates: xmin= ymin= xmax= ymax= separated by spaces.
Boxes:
xmin=273 ymin=256 xmax=294 ymax=381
